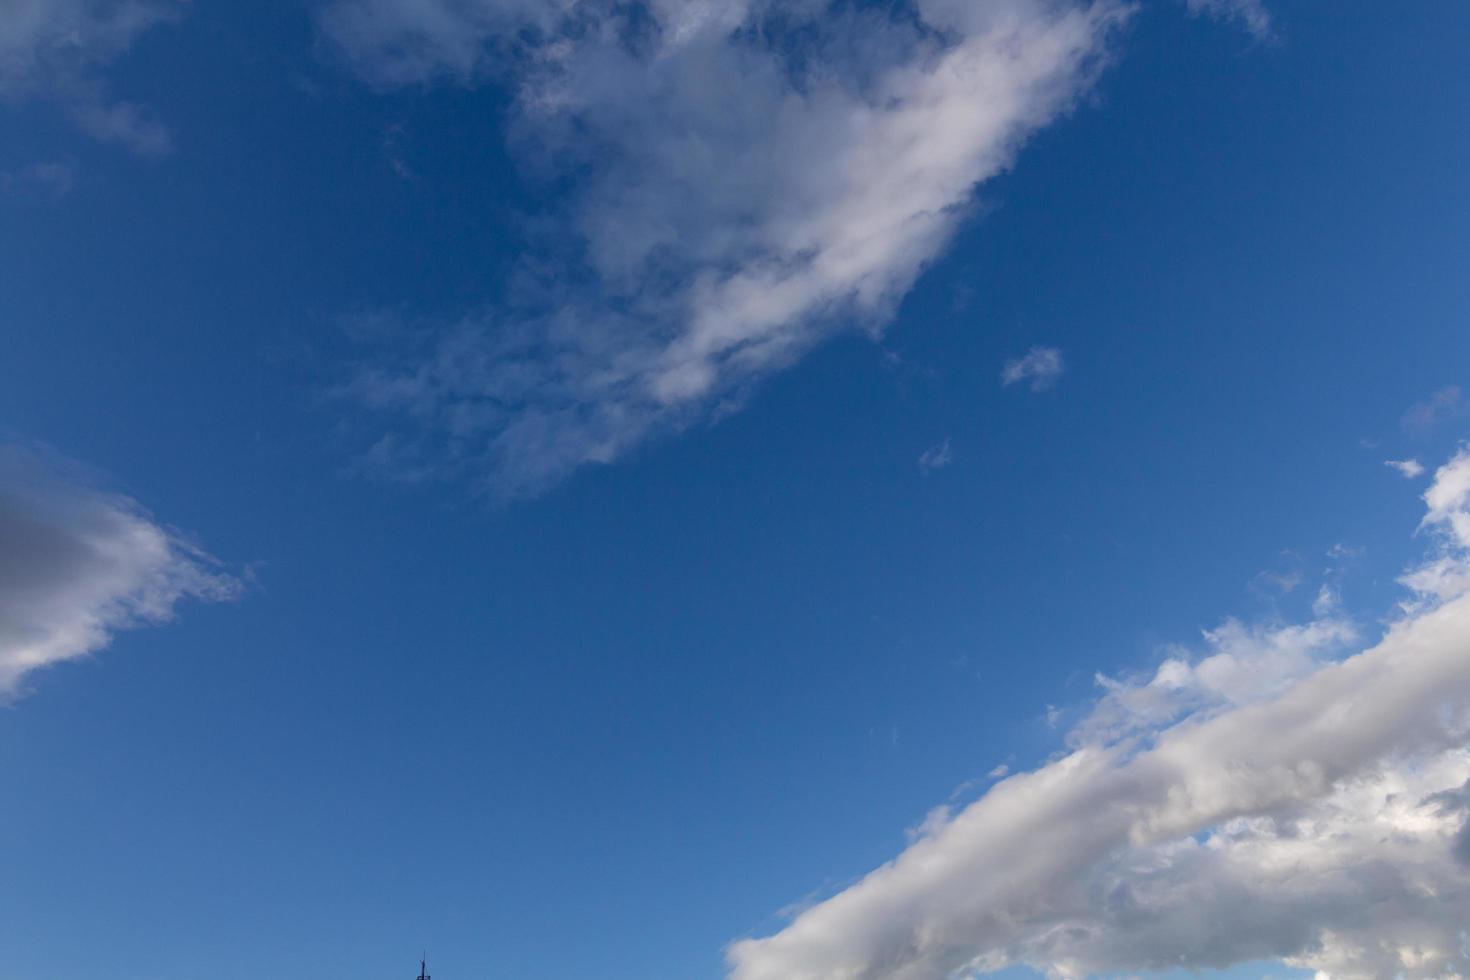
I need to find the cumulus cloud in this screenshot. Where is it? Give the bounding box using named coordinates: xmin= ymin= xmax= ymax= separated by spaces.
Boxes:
xmin=0 ymin=0 xmax=180 ymax=156
xmin=324 ymin=0 xmax=1130 ymax=498
xmin=0 ymin=445 xmax=240 ymax=697
xmin=726 ymin=445 xmax=1470 ymax=980
xmin=918 ymin=439 xmax=953 ymax=475
xmin=1001 ymin=345 xmax=1065 ymax=392
xmin=1387 ymin=458 xmax=1426 ymax=479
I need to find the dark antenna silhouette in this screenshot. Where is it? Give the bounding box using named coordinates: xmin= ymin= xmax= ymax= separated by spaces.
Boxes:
xmin=417 ymin=954 xmax=430 ymax=980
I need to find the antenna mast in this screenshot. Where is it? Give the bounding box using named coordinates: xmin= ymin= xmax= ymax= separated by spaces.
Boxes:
xmin=417 ymin=955 xmax=430 ymax=980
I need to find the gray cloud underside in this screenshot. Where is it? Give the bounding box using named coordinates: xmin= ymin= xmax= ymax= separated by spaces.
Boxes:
xmin=0 ymin=446 xmax=239 ymax=697
xmin=727 ymin=448 xmax=1470 ymax=980
xmin=325 ymin=0 xmax=1130 ymax=498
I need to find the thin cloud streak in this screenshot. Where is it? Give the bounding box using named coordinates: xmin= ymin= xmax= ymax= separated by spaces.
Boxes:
xmin=1184 ymin=0 xmax=1273 ymax=40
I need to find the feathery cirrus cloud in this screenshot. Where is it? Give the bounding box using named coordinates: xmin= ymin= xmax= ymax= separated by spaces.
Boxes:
xmin=0 ymin=444 xmax=240 ymax=697
xmin=323 ymin=0 xmax=1130 ymax=498
xmin=725 ymin=446 xmax=1470 ymax=980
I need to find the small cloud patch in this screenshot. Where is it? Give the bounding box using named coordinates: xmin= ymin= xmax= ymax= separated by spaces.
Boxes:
xmin=918 ymin=439 xmax=953 ymax=475
xmin=1002 ymin=346 xmax=1065 ymax=392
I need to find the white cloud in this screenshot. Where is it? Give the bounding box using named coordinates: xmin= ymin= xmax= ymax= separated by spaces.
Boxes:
xmin=0 ymin=0 xmax=180 ymax=156
xmin=324 ymin=0 xmax=1129 ymax=498
xmin=1001 ymin=346 xmax=1065 ymax=392
xmin=1399 ymin=445 xmax=1470 ymax=608
xmin=1386 ymin=458 xmax=1426 ymax=479
xmin=1423 ymin=447 xmax=1470 ymax=547
xmin=725 ymin=446 xmax=1470 ymax=980
xmin=1184 ymin=0 xmax=1273 ymax=39
xmin=0 ymin=445 xmax=240 ymax=697
xmin=918 ymin=439 xmax=953 ymax=475
xmin=1068 ymin=615 xmax=1357 ymax=748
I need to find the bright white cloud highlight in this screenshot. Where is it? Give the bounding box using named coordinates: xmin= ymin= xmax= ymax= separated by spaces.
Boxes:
xmin=726 ymin=445 xmax=1470 ymax=980
xmin=0 ymin=0 xmax=179 ymax=155
xmin=1001 ymin=345 xmax=1065 ymax=391
xmin=325 ymin=0 xmax=1129 ymax=498
xmin=1387 ymin=458 xmax=1426 ymax=479
xmin=0 ymin=445 xmax=240 ymax=697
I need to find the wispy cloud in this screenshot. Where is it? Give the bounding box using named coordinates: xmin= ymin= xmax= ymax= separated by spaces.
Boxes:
xmin=0 ymin=0 xmax=181 ymax=156
xmin=0 ymin=159 xmax=76 ymax=198
xmin=917 ymin=439 xmax=953 ymax=475
xmin=1184 ymin=0 xmax=1273 ymax=39
xmin=1386 ymin=458 xmax=1425 ymax=479
xmin=1249 ymin=550 xmax=1303 ymax=597
xmin=68 ymin=95 xmax=172 ymax=157
xmin=727 ymin=445 xmax=1470 ymax=980
xmin=323 ymin=1 xmax=1130 ymax=499
xmin=0 ymin=444 xmax=240 ymax=698
xmin=1001 ymin=345 xmax=1065 ymax=392
xmin=1402 ymin=385 xmax=1465 ymax=435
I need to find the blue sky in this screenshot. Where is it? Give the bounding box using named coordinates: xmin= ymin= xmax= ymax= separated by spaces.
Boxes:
xmin=2 ymin=2 xmax=1470 ymax=979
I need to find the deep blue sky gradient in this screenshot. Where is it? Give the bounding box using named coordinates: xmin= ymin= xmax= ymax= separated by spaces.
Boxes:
xmin=1 ymin=2 xmax=1468 ymax=977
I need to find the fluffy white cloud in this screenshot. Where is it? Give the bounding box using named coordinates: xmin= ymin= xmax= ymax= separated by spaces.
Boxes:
xmin=1423 ymin=449 xmax=1470 ymax=546
xmin=325 ymin=0 xmax=1129 ymax=498
xmin=0 ymin=445 xmax=240 ymax=697
xmin=1068 ymin=615 xmax=1357 ymax=747
xmin=726 ymin=445 xmax=1470 ymax=980
xmin=0 ymin=0 xmax=179 ymax=155
xmin=1001 ymin=345 xmax=1065 ymax=392
xmin=1387 ymin=458 xmax=1427 ymax=479
xmin=1399 ymin=446 xmax=1470 ymax=605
